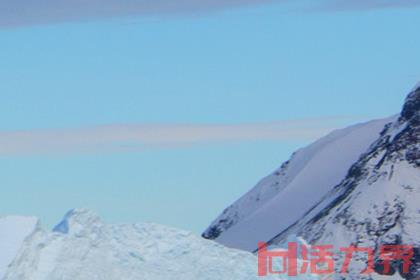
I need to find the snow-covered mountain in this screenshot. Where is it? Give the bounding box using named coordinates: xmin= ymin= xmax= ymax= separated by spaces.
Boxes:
xmin=204 ymin=84 xmax=420 ymax=279
xmin=1 ymin=209 xmax=317 ymax=280
xmin=203 ymin=116 xmax=394 ymax=251
xmin=279 ymin=85 xmax=420 ymax=279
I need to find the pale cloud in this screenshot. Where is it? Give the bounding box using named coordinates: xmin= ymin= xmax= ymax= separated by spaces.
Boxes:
xmin=1 ymin=0 xmax=419 ymax=28
xmin=318 ymin=0 xmax=420 ymax=11
xmin=0 ymin=0 xmax=279 ymax=28
xmin=0 ymin=118 xmax=354 ymax=156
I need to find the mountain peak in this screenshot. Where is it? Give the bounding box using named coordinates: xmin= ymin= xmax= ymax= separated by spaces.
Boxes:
xmin=53 ymin=209 xmax=102 ymax=235
xmin=401 ymin=84 xmax=420 ymax=122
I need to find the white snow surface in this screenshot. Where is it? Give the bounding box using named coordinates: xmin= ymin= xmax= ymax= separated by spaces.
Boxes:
xmin=206 ymin=117 xmax=395 ymax=251
xmin=0 ymin=216 xmax=38 ymax=279
xmin=3 ymin=209 xmax=318 ymax=280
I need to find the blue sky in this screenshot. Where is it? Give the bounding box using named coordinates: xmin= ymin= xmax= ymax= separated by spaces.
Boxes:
xmin=0 ymin=0 xmax=419 ymax=233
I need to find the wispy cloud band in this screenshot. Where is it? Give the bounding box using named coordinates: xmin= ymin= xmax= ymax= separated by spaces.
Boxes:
xmin=0 ymin=0 xmax=278 ymax=28
xmin=0 ymin=118 xmax=352 ymax=156
xmin=1 ymin=0 xmax=419 ymax=28
xmin=318 ymin=0 xmax=420 ymax=11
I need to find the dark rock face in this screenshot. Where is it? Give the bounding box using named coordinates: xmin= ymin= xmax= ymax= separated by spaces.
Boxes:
xmin=401 ymin=88 xmax=420 ymax=122
xmin=396 ymin=87 xmax=420 ymax=167
xmin=202 ymin=223 xmax=223 ymax=239
xmin=202 ymin=206 xmax=238 ymax=240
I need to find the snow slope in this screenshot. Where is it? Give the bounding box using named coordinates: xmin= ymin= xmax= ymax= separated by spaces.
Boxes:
xmin=203 ymin=116 xmax=394 ymax=252
xmin=3 ymin=209 xmax=318 ymax=280
xmin=0 ymin=216 xmax=38 ymax=279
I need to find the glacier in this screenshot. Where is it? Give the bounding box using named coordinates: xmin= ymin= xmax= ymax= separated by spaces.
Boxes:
xmin=2 ymin=209 xmax=318 ymax=280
